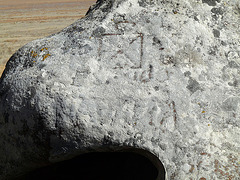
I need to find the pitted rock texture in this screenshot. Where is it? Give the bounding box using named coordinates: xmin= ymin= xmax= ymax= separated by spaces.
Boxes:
xmin=0 ymin=0 xmax=240 ymax=179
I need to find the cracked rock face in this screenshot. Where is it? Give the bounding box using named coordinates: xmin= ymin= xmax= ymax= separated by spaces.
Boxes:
xmin=0 ymin=0 xmax=240 ymax=179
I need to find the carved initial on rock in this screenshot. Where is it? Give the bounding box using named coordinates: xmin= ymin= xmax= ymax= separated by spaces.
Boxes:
xmin=98 ymin=21 xmax=153 ymax=82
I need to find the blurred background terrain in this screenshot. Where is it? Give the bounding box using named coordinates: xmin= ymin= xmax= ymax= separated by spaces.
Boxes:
xmin=0 ymin=0 xmax=95 ymax=77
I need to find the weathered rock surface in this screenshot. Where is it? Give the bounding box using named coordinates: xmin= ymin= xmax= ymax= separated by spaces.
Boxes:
xmin=0 ymin=0 xmax=240 ymax=179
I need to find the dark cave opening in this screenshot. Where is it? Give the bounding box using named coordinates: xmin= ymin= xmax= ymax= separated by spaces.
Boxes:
xmin=16 ymin=150 xmax=165 ymax=180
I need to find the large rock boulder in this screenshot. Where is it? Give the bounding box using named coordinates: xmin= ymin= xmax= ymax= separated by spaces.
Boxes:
xmin=0 ymin=0 xmax=240 ymax=179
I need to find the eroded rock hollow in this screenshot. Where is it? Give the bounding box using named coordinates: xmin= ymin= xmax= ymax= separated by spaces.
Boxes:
xmin=0 ymin=0 xmax=240 ymax=179
xmin=16 ymin=149 xmax=165 ymax=180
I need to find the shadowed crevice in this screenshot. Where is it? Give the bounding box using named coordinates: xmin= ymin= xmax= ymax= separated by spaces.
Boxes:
xmin=16 ymin=149 xmax=165 ymax=180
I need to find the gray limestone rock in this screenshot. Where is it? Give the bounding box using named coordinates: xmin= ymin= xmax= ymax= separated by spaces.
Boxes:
xmin=0 ymin=0 xmax=240 ymax=179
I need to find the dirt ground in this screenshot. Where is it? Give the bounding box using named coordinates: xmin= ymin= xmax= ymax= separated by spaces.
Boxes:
xmin=0 ymin=0 xmax=95 ymax=77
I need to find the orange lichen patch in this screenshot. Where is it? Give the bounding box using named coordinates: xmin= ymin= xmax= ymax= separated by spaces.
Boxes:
xmin=208 ymin=124 xmax=211 ymax=126
xmin=31 ymin=50 xmax=38 ymax=58
xmin=202 ymin=110 xmax=206 ymax=113
xmin=42 ymin=53 xmax=51 ymax=61
xmin=199 ymin=178 xmax=206 ymax=180
xmin=40 ymin=47 xmax=48 ymax=51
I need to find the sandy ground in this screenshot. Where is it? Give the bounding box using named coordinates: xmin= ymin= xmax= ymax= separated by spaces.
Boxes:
xmin=0 ymin=0 xmax=95 ymax=77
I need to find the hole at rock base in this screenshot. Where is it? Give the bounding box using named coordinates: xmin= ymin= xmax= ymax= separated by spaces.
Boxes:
xmin=16 ymin=151 xmax=165 ymax=180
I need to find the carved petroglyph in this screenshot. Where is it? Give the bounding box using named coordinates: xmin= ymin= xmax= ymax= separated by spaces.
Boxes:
xmin=72 ymin=66 xmax=91 ymax=86
xmin=97 ymin=21 xmax=156 ymax=83
xmin=98 ymin=33 xmax=143 ymax=69
xmin=97 ymin=21 xmax=142 ymax=68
